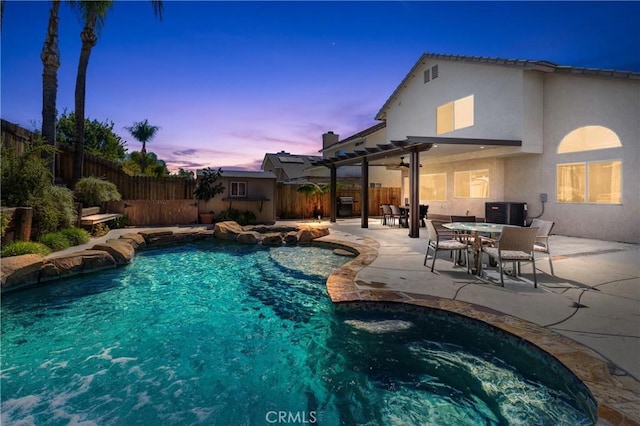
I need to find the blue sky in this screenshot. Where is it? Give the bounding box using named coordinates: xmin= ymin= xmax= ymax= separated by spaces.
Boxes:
xmin=2 ymin=1 xmax=639 ymax=172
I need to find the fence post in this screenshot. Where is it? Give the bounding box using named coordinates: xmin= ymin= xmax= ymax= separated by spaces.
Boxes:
xmin=14 ymin=207 xmax=33 ymax=242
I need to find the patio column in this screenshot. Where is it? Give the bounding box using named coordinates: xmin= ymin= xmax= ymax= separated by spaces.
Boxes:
xmin=408 ymin=148 xmax=420 ymax=238
xmin=361 ymin=157 xmax=369 ymax=228
xmin=330 ymin=165 xmax=337 ymax=223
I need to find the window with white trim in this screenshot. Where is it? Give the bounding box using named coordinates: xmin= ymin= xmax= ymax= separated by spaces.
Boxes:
xmin=230 ymin=181 xmax=247 ymax=198
xmin=454 ymin=169 xmax=489 ymax=198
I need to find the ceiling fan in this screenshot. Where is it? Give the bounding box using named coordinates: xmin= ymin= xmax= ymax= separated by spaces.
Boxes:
xmin=395 ymin=157 xmax=410 ymax=169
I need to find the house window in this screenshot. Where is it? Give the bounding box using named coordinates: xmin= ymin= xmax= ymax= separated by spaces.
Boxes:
xmin=557 ymin=125 xmax=622 ymax=154
xmin=230 ymin=181 xmax=247 ymax=197
xmin=454 ymin=169 xmax=489 ymax=198
xmin=369 ymin=182 xmax=382 ymax=188
xmin=420 ymin=173 xmax=446 ymax=201
xmin=423 ymin=69 xmax=430 ymax=83
xmin=557 ymin=161 xmax=621 ymax=204
xmin=432 ymin=65 xmax=438 ymax=79
xmin=436 ymin=95 xmax=474 ymax=135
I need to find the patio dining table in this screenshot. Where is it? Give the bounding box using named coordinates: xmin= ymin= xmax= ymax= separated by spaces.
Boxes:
xmin=442 ymin=222 xmax=515 ymax=273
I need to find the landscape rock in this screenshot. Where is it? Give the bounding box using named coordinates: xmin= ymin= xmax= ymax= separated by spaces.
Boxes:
xmin=118 ymin=233 xmax=146 ymax=249
xmin=93 ymin=240 xmax=135 ymax=265
xmin=284 ymin=231 xmax=298 ymax=245
xmin=237 ymin=231 xmax=263 ymax=244
xmin=297 ymin=226 xmax=330 ymax=244
xmin=41 ymin=250 xmax=116 ymax=281
xmin=1 ymin=254 xmax=43 ymax=292
xmin=214 ymin=221 xmax=245 ymax=241
xmin=262 ymin=232 xmax=283 ymax=246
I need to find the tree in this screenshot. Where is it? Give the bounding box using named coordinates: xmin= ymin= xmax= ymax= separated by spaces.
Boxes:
xmin=70 ymin=1 xmax=163 ymax=184
xmin=122 ymin=151 xmax=169 ymax=177
xmin=297 ymin=182 xmax=330 ymax=219
xmin=124 ymin=119 xmax=161 ymax=174
xmin=56 ymin=111 xmax=126 ymax=162
xmin=41 ymin=0 xmax=61 ymax=181
xmin=70 ymin=0 xmax=113 ymax=185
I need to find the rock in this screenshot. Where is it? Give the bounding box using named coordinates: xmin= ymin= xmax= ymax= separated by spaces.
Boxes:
xmin=284 ymin=231 xmax=298 ymax=245
xmin=41 ymin=250 xmax=115 ymax=281
xmin=261 ymin=232 xmax=283 ymax=246
xmin=93 ymin=240 xmax=135 ymax=265
xmin=1 ymin=254 xmax=44 ymax=292
xmin=297 ymin=226 xmax=330 ymax=243
xmin=214 ymin=221 xmax=245 ymax=241
xmin=237 ymin=231 xmax=263 ymax=244
xmin=118 ymin=233 xmax=146 ymax=249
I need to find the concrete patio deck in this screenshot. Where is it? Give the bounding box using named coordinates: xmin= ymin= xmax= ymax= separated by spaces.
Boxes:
xmin=315 ymin=217 xmax=639 ymax=424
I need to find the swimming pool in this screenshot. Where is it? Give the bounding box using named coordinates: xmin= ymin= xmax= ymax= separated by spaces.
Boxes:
xmin=1 ymin=240 xmax=596 ymax=425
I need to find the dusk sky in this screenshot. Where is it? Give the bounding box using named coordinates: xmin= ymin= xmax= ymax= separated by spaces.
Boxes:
xmin=2 ymin=1 xmax=639 ymax=172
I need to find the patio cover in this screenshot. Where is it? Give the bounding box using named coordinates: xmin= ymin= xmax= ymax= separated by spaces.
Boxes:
xmin=311 ymin=135 xmax=522 ymax=237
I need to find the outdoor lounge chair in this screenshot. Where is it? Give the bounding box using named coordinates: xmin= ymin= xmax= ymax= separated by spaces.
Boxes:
xmin=389 ymin=205 xmax=404 ymax=227
xmin=530 ymin=219 xmax=555 ymax=275
xmin=480 ymin=226 xmax=539 ymax=287
xmin=380 ymin=204 xmax=392 ymax=225
xmin=424 ymin=219 xmax=469 ymax=273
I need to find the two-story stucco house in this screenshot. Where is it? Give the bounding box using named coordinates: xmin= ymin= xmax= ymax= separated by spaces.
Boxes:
xmin=317 ymin=53 xmax=639 ymax=243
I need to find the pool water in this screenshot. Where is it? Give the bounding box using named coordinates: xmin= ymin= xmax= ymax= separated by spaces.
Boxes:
xmin=1 ymin=241 xmax=596 ymax=425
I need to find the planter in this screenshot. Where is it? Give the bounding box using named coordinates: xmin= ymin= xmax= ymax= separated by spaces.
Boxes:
xmin=199 ymin=213 xmax=214 ymax=224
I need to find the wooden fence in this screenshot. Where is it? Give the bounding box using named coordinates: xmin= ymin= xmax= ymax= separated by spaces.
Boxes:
xmin=276 ymin=185 xmax=402 ymax=219
xmin=107 ymin=200 xmax=199 ymax=226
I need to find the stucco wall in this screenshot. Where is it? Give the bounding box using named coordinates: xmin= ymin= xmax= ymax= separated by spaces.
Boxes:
xmin=200 ymin=177 xmax=277 ymax=224
xmin=385 ymin=60 xmax=526 ymax=142
xmin=537 ymin=74 xmax=640 ymax=243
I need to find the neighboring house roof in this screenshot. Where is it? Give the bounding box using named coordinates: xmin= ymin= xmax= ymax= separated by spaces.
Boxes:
xmin=261 ymin=151 xmax=322 ymax=181
xmin=322 ymin=122 xmax=387 ymax=151
xmin=221 ymin=170 xmax=277 ymax=179
xmin=376 ymin=52 xmax=640 ymax=120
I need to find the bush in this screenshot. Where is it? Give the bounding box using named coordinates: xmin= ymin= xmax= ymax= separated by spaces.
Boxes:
xmin=1 ymin=241 xmax=51 ymax=257
xmin=0 ymin=210 xmax=10 ymax=238
xmin=216 ymin=208 xmax=256 ymax=226
xmin=0 ymin=143 xmax=53 ymax=207
xmin=60 ymin=227 xmax=91 ymax=246
xmin=39 ymin=232 xmax=71 ymax=251
xmin=74 ymin=177 xmax=122 ymax=207
xmin=91 ymin=223 xmax=110 ymax=237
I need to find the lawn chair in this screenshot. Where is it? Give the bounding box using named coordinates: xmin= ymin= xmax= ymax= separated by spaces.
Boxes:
xmin=530 ymin=219 xmax=555 ymax=275
xmin=480 ymin=226 xmax=539 ymax=287
xmin=424 ymin=220 xmax=469 ymax=273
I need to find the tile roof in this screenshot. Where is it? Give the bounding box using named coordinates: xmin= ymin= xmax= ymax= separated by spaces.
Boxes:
xmin=376 ymin=52 xmax=640 ymax=120
xmin=322 ymin=122 xmax=386 ymax=151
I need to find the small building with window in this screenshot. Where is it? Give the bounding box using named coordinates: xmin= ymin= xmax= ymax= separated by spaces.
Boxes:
xmin=199 ymin=170 xmax=277 ymax=224
xmin=319 ymin=53 xmax=639 ymax=242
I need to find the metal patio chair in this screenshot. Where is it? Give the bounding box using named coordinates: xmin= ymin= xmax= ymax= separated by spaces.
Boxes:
xmin=424 ymin=219 xmax=470 ymax=273
xmin=530 ymin=219 xmax=555 ymax=275
xmin=479 ymin=226 xmax=539 ymax=287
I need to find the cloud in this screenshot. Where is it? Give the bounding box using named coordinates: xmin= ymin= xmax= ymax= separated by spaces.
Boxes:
xmin=173 ymin=149 xmax=198 ymax=156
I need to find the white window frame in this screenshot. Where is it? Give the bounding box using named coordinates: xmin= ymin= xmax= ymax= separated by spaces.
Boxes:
xmin=421 ymin=173 xmax=447 ymax=201
xmin=556 ymin=160 xmax=622 ymax=204
xmin=230 ymin=181 xmax=247 ymax=198
xmin=454 ymin=169 xmax=489 ymax=199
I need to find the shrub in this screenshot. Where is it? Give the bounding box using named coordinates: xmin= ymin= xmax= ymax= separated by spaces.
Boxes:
xmin=91 ymin=223 xmax=110 ymax=237
xmin=1 ymin=241 xmax=51 ymax=257
xmin=0 ymin=143 xmax=53 ymax=207
xmin=0 ymin=210 xmax=10 ymax=238
xmin=74 ymin=177 xmax=122 ymax=207
xmin=60 ymin=227 xmax=91 ymax=246
xmin=217 ymin=208 xmax=256 ymax=226
xmin=39 ymin=232 xmax=71 ymax=251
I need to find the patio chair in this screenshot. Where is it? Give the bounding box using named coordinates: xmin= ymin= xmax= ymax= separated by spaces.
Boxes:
xmin=380 ymin=204 xmax=392 ymax=225
xmin=530 ymin=219 xmax=555 ymax=275
xmin=479 ymin=226 xmax=539 ymax=287
xmin=424 ymin=220 xmax=470 ymax=273
xmin=419 ymin=205 xmax=429 ymax=227
xmin=389 ymin=205 xmax=404 ymax=227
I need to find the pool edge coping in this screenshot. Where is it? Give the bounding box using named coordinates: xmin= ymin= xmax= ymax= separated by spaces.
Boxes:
xmin=318 ymin=236 xmax=640 ymax=426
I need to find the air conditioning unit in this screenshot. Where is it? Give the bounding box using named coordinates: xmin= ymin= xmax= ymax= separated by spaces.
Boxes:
xmin=485 ymin=202 xmax=527 ymax=226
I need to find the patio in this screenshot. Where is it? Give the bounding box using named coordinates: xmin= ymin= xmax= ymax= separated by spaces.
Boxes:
xmin=316 ymin=216 xmax=640 ymax=423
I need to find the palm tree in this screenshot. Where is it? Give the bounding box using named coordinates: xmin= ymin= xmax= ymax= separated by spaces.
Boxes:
xmin=41 ymin=0 xmax=61 ymax=181
xmin=70 ymin=0 xmax=163 ymax=184
xmin=70 ymin=0 xmax=113 ymax=184
xmin=124 ymin=119 xmax=161 ymax=174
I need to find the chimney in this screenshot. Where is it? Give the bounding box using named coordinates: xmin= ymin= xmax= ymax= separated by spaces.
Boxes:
xmin=322 ymin=131 xmax=339 ymax=149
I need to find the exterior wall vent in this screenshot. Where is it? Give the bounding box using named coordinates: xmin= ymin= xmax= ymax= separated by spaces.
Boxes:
xmin=432 ymin=65 xmax=439 ymax=79
xmin=423 ymin=69 xmax=430 ymax=83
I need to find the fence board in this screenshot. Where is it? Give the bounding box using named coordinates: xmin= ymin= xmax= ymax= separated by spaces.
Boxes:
xmin=275 ymin=185 xmax=401 ymax=219
xmin=107 ymin=200 xmax=199 ymax=226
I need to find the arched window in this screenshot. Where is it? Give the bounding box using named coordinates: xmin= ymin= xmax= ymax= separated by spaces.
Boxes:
xmin=557 ymin=125 xmax=621 ymax=154
xmin=556 ymin=126 xmax=622 ymax=204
